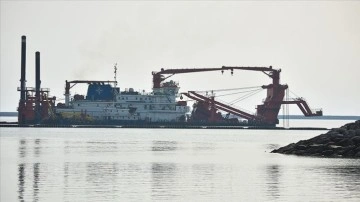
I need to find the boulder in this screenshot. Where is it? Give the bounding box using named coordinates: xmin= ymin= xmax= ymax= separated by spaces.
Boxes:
xmin=271 ymin=120 xmax=360 ymax=158
xmin=322 ymin=150 xmax=334 ymax=156
xmin=352 ymin=136 xmax=360 ymax=144
xmin=356 ymin=129 xmax=360 ymax=136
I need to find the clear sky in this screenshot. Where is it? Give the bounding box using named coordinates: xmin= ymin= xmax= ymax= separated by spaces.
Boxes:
xmin=1 ymin=1 xmax=359 ymax=115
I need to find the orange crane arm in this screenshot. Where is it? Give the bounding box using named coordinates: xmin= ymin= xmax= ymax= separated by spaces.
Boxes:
xmin=183 ymin=91 xmax=262 ymax=121
xmin=152 ymin=68 xmax=226 ymax=88
xmin=281 ymin=99 xmax=323 ymax=116
xmin=152 ymin=66 xmax=278 ymax=88
xmin=221 ymin=66 xmax=276 ymax=72
xmin=221 ymin=66 xmax=281 ymax=85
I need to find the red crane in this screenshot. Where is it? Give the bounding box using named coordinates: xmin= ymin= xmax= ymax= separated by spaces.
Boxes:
xmin=152 ymin=66 xmax=277 ymax=88
xmin=221 ymin=66 xmax=322 ymax=125
xmin=152 ymin=66 xmax=322 ymax=126
xmin=152 ymin=68 xmax=226 ymax=88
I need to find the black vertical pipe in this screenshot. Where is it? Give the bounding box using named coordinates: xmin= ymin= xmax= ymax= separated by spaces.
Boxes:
xmin=35 ymin=52 xmax=41 ymax=93
xmin=35 ymin=51 xmax=41 ymax=122
xmin=20 ymin=36 xmax=26 ymax=101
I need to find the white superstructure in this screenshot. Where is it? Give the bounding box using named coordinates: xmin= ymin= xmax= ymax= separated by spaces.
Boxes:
xmin=56 ymin=80 xmax=190 ymax=123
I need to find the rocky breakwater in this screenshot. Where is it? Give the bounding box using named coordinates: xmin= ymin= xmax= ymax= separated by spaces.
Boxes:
xmin=272 ymin=120 xmax=360 ymax=158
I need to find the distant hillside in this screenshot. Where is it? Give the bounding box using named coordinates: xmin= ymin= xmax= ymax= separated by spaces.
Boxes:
xmin=0 ymin=112 xmax=17 ymax=116
xmin=278 ymin=115 xmax=360 ymax=120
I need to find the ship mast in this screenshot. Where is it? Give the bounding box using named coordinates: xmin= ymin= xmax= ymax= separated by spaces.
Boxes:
xmin=114 ymin=63 xmax=118 ymax=88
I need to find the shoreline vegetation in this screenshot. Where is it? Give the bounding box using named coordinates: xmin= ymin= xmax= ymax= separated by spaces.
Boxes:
xmin=272 ymin=120 xmax=360 ymax=158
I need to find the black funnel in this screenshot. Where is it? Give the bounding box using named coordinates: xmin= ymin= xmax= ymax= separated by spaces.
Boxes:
xmin=20 ymin=36 xmax=26 ymax=101
xmin=35 ymin=51 xmax=41 ymax=94
xmin=35 ymin=51 xmax=41 ymax=122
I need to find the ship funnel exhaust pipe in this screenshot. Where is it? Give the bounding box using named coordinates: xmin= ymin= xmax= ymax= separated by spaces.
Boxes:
xmin=18 ymin=35 xmax=27 ymax=124
xmin=35 ymin=51 xmax=41 ymax=93
xmin=20 ymin=36 xmax=26 ymax=101
xmin=35 ymin=51 xmax=41 ymax=123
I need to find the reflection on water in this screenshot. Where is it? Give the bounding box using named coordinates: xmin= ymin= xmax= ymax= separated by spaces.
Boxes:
xmin=86 ymin=141 xmax=118 ymax=153
xmin=192 ymin=142 xmax=215 ymax=152
xmin=265 ymin=144 xmax=281 ymax=151
xmin=18 ymin=163 xmax=25 ymax=201
xmin=18 ymin=139 xmax=42 ymax=202
xmin=1 ymin=128 xmax=359 ymax=201
xmin=266 ymin=165 xmax=281 ymax=200
xmin=151 ymin=163 xmax=177 ymax=200
xmin=19 ymin=140 xmax=26 ymax=158
xmin=191 ymin=164 xmax=215 ymax=196
xmin=33 ymin=163 xmax=40 ymax=202
xmin=152 ymin=141 xmax=177 ymax=152
xmin=34 ymin=139 xmax=41 ymax=157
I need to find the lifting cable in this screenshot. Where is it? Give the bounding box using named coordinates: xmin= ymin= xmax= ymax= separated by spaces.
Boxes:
xmin=217 ymin=97 xmax=256 ymax=115
xmin=288 ymin=89 xmax=307 ymax=102
xmin=215 ymin=88 xmax=263 ymax=98
xmin=194 ymin=86 xmax=262 ymax=94
xmin=184 ymin=86 xmax=264 ymax=110
xmin=229 ymin=88 xmax=264 ymax=105
xmin=289 ymin=89 xmax=301 ymax=99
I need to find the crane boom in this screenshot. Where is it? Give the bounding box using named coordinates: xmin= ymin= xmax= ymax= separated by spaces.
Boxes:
xmin=221 ymin=66 xmax=276 ymax=72
xmin=152 ymin=68 xmax=225 ymax=88
xmin=152 ymin=66 xmax=277 ymax=88
xmin=221 ymin=66 xmax=281 ymax=85
xmin=152 ymin=65 xmax=322 ymax=125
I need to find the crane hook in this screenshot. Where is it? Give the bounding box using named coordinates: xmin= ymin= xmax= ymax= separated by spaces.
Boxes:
xmin=231 ymin=70 xmax=233 ymax=76
xmin=221 ymin=70 xmax=224 ymax=74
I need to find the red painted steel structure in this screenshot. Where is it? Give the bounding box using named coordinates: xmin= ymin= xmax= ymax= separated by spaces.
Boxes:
xmin=17 ymin=87 xmax=56 ymax=123
xmin=152 ymin=68 xmax=226 ymax=88
xmin=153 ymin=66 xmax=322 ymax=126
xmin=17 ymin=36 xmax=56 ymax=124
xmin=183 ymin=91 xmax=261 ymax=123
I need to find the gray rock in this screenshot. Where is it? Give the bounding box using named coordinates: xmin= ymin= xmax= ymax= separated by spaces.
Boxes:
xmin=356 ymin=129 xmax=360 ymax=136
xmin=316 ymin=136 xmax=331 ymax=144
xmin=328 ymin=145 xmax=343 ymax=149
xmin=348 ymin=130 xmax=356 ymax=136
xmin=271 ymin=120 xmax=360 ymax=158
xmin=322 ymin=150 xmax=334 ymax=156
xmin=294 ymin=150 xmax=306 ymax=155
xmin=295 ymin=145 xmax=307 ymax=150
xmin=338 ymin=139 xmax=354 ymax=147
xmin=351 ymin=136 xmax=360 ymax=144
xmin=335 ymin=128 xmax=346 ymax=134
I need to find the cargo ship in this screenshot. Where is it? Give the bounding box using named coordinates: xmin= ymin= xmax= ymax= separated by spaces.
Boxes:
xmin=16 ymin=36 xmax=323 ymax=127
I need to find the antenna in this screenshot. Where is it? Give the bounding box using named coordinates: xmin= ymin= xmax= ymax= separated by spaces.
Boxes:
xmin=114 ymin=63 xmax=118 ymax=87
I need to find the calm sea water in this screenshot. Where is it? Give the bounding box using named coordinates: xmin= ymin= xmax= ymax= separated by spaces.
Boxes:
xmin=1 ymin=120 xmax=360 ymax=201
